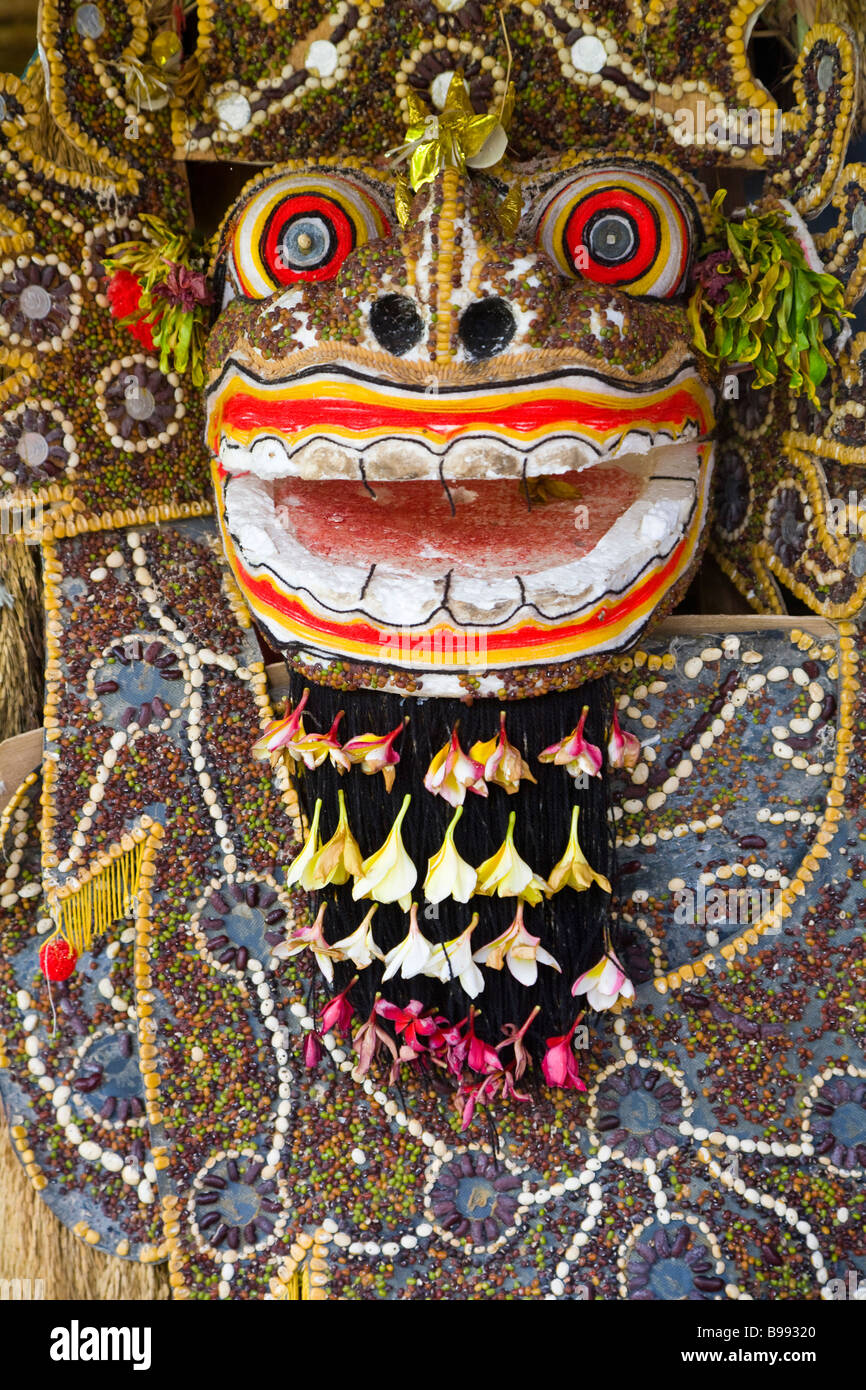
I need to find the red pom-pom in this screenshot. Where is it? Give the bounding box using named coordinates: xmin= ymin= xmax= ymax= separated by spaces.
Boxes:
xmin=106 ymin=268 xmax=157 ymax=351
xmin=39 ymin=936 xmax=78 ymax=982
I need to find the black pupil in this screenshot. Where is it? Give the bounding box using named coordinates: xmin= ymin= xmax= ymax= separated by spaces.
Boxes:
xmin=369 ymin=294 xmax=424 ymax=356
xmin=277 ymin=213 xmax=333 ymax=271
xmin=586 ymin=211 xmax=637 ymax=265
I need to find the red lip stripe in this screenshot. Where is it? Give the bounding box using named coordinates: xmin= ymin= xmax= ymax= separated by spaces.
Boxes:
xmin=218 ymin=387 xmax=710 ymax=444
xmin=230 ymin=534 xmax=689 ymax=654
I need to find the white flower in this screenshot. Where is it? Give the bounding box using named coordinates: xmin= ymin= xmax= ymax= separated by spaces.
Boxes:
xmin=329 ymin=905 xmax=384 ymax=971
xmin=381 ymin=902 xmax=436 ymax=982
xmin=423 ymin=914 xmax=483 ymax=998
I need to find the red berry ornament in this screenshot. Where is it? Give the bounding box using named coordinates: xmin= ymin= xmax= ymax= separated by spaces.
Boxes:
xmin=39 ymin=936 xmax=78 ymax=981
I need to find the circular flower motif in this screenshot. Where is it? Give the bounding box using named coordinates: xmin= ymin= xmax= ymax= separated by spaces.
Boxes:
xmin=0 ymin=255 xmax=82 ymax=351
xmin=96 ymin=354 xmax=184 ymax=452
xmin=767 ymin=485 xmax=809 ymax=569
xmin=71 ymin=1023 xmax=145 ymax=1129
xmin=621 ymin=1217 xmax=729 ymax=1300
xmin=87 ymin=635 xmax=188 ymax=732
xmin=714 ymin=445 xmax=751 ymax=539
xmin=425 ymin=1146 xmax=524 ymax=1253
xmin=0 ymin=399 xmax=77 ymax=488
xmin=402 ymin=38 xmax=493 ymax=113
xmin=192 ymin=874 xmax=292 ymax=976
xmin=801 ymin=1066 xmax=866 ymax=1176
xmin=191 ymin=1150 xmax=289 ymax=1257
xmin=588 ymin=1059 xmax=692 ymax=1167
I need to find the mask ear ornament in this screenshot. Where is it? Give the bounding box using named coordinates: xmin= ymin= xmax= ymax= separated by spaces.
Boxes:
xmin=689 ymin=191 xmax=852 ymax=406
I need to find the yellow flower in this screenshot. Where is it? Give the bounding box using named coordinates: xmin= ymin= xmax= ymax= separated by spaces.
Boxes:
xmin=424 ymin=806 xmax=478 ymax=905
xmin=548 ymin=806 xmax=612 ymax=895
xmin=352 ymin=794 xmax=417 ymax=910
xmin=475 ymin=811 xmax=550 ymax=906
xmin=310 ymin=790 xmax=363 ymax=888
xmin=284 ymin=798 xmax=323 ymax=891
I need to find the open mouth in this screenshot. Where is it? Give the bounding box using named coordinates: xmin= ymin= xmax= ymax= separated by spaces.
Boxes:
xmin=207 ymin=362 xmax=715 ymax=686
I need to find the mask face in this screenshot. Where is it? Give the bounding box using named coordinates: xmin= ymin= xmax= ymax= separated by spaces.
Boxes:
xmin=205 ymin=155 xmax=716 ymax=695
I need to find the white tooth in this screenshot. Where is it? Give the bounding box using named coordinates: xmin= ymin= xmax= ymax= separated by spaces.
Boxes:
xmin=439 ymin=438 xmax=525 ymax=481
xmin=237 ymin=524 xmax=276 ymax=561
xmin=523 ymin=437 xmax=599 ymax=475
xmin=362 ymin=438 xmax=440 ymax=483
xmin=358 ymin=566 xmax=446 ymax=630
xmin=285 ymin=438 xmax=364 ymax=481
xmin=219 ymin=437 xmax=253 ymax=473
xmin=249 ymin=436 xmax=291 ymax=479
xmin=447 ymin=572 xmax=523 ymax=626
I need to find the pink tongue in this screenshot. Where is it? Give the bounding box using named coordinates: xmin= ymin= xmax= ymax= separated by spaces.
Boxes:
xmin=273 ymin=467 xmax=639 ymax=575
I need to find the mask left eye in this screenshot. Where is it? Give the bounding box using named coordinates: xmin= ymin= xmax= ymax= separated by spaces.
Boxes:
xmin=229 ymin=172 xmax=391 ymax=298
xmin=535 ymin=165 xmax=692 ymax=299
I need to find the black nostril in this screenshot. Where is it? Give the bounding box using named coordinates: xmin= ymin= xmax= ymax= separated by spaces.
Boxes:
xmin=369 ymin=293 xmax=424 ymax=356
xmin=458 ymin=297 xmax=516 ymax=360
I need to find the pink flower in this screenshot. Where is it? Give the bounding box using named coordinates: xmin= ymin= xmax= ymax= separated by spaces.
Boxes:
xmin=538 ymin=705 xmax=603 ymax=780
xmin=457 ymin=1064 xmax=531 ymax=1129
xmin=273 ymin=902 xmax=344 ymax=985
xmin=541 ymin=1016 xmax=587 ymax=1091
xmin=572 ymin=951 xmax=635 ymax=1011
xmin=424 ymin=725 xmax=488 ymax=807
xmin=342 ymin=718 xmax=407 ymax=792
xmin=320 ymin=976 xmax=358 ymax=1034
xmin=457 ymin=1070 xmax=502 ymax=1129
xmin=470 ymin=712 xmax=537 ymax=795
xmin=496 ymin=1004 xmax=541 ymax=1080
xmin=251 ymin=687 xmax=310 ymax=761
xmin=303 ymin=1031 xmax=323 ymax=1069
xmin=607 ymin=709 xmax=641 ymax=771
xmin=352 ymin=997 xmax=399 ymax=1076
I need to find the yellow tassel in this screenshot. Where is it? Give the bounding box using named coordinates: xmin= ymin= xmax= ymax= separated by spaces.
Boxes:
xmin=48 ymin=827 xmax=150 ymax=956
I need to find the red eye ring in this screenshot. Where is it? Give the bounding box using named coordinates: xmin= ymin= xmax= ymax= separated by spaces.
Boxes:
xmin=564 ymin=188 xmax=660 ymax=286
xmin=262 ymin=193 xmax=356 ymax=284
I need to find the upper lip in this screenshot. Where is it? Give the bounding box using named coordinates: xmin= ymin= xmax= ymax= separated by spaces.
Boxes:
xmin=207 ymin=361 xmax=716 ymax=483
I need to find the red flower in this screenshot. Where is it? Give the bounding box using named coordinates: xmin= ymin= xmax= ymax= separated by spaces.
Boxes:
xmin=450 ymin=1006 xmax=503 ymax=1076
xmin=376 ymin=998 xmax=445 ymax=1052
xmin=320 ymin=976 xmax=357 ymax=1035
xmin=106 ymin=269 xmax=157 ymax=350
xmin=303 ymin=1031 xmax=323 ymax=1069
xmin=541 ymin=1016 xmax=587 ymax=1091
